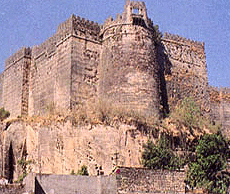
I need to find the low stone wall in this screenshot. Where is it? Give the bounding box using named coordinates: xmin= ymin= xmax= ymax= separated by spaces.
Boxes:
xmin=23 ymin=168 xmax=187 ymax=194
xmin=117 ymin=167 xmax=186 ymax=194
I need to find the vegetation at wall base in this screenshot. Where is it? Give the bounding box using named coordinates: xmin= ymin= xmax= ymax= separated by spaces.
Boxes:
xmin=170 ymin=97 xmax=220 ymax=133
xmin=77 ymin=165 xmax=89 ymax=176
xmin=186 ymin=132 xmax=230 ymax=194
xmin=142 ymin=97 xmax=230 ymax=193
xmin=142 ymin=134 xmax=185 ymax=170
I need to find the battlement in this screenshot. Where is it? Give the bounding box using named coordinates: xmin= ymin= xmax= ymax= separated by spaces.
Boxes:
xmin=71 ymin=15 xmax=101 ymax=41
xmin=5 ymin=47 xmax=31 ymax=69
xmin=209 ymin=86 xmax=230 ymax=102
xmin=33 ymin=15 xmax=101 ymax=59
xmin=32 ymin=34 xmax=58 ymax=59
xmin=103 ymin=0 xmax=153 ymax=30
xmin=163 ymin=32 xmax=204 ymax=50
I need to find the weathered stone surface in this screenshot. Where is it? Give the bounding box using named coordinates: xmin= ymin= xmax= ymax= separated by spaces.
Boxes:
xmin=2 ymin=48 xmax=31 ymax=117
xmin=117 ymin=167 xmax=186 ymax=194
xmin=0 ymin=120 xmax=149 ymax=180
xmin=0 ymin=1 xmax=230 ymax=192
xmin=161 ymin=33 xmax=209 ymax=112
xmin=209 ymin=87 xmax=230 ymax=137
xmin=23 ymin=167 xmax=186 ymax=194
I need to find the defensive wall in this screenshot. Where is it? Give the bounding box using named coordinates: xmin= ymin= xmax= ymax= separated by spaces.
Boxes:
xmin=29 ymin=15 xmax=101 ymax=116
xmin=0 ymin=1 xmax=230 ymax=193
xmin=1 ymin=48 xmax=31 ymax=117
xmin=99 ymin=1 xmax=160 ymax=117
xmin=209 ymin=87 xmax=230 ymax=136
xmin=161 ymin=33 xmax=209 ymax=113
xmin=0 ymin=0 xmax=217 ymax=120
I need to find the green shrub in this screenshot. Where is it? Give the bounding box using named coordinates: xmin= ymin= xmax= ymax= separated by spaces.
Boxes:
xmin=17 ymin=157 xmax=32 ymax=182
xmin=0 ymin=107 xmax=10 ymax=121
xmin=142 ymin=134 xmax=184 ymax=170
xmin=186 ymin=132 xmax=230 ymax=193
xmin=77 ymin=165 xmax=89 ymax=176
xmin=70 ymin=169 xmax=76 ymax=175
xmin=171 ymin=97 xmax=201 ymax=129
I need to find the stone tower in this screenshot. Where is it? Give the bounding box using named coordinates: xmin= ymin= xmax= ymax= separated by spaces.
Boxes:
xmin=99 ymin=0 xmax=160 ymax=117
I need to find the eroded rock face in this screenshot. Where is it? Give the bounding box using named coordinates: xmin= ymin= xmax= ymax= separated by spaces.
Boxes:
xmin=0 ymin=120 xmax=149 ymax=181
xmin=1 ymin=122 xmax=27 ymax=181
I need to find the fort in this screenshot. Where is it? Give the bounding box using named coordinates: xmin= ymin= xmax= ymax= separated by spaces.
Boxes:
xmin=0 ymin=0 xmax=213 ymax=119
xmin=0 ymin=1 xmax=230 ymax=193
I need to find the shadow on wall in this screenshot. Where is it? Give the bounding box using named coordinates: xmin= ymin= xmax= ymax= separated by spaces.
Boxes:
xmin=156 ymin=41 xmax=171 ymax=117
xmin=4 ymin=142 xmax=15 ymax=183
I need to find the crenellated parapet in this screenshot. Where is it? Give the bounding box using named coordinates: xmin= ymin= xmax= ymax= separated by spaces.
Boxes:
xmin=102 ymin=0 xmax=155 ymax=38
xmin=162 ymin=32 xmax=206 ymax=67
xmin=161 ymin=32 xmax=209 ymax=114
xmin=163 ymin=32 xmax=204 ymax=47
xmin=32 ymin=35 xmax=57 ymax=59
xmin=5 ymin=47 xmax=31 ymax=69
xmin=33 ymin=15 xmax=101 ymax=59
xmin=71 ymin=15 xmax=101 ymax=41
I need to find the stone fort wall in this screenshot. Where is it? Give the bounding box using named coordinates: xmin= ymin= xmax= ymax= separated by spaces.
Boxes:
xmin=161 ymin=33 xmax=209 ymax=112
xmin=29 ymin=15 xmax=101 ymax=116
xmin=99 ymin=1 xmax=160 ymax=117
xmin=209 ymin=87 xmax=230 ymax=136
xmin=1 ymin=48 xmax=31 ymax=117
xmin=0 ymin=0 xmax=229 ymax=125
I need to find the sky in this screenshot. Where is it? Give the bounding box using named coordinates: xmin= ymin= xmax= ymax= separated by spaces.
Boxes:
xmin=0 ymin=0 xmax=229 ymax=87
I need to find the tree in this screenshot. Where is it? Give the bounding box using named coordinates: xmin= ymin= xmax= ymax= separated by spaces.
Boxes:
xmin=142 ymin=134 xmax=183 ymax=170
xmin=186 ymin=132 xmax=230 ymax=193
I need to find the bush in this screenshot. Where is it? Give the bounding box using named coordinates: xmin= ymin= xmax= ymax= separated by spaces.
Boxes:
xmin=17 ymin=157 xmax=32 ymax=182
xmin=170 ymin=97 xmax=220 ymax=133
xmin=0 ymin=107 xmax=10 ymax=121
xmin=186 ymin=132 xmax=230 ymax=193
xmin=142 ymin=134 xmax=184 ymax=170
xmin=171 ymin=97 xmax=201 ymax=129
xmin=77 ymin=165 xmax=89 ymax=176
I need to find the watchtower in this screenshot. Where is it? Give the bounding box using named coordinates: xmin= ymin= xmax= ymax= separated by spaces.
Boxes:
xmin=123 ymin=0 xmax=148 ymax=26
xmin=99 ymin=0 xmax=160 ymax=117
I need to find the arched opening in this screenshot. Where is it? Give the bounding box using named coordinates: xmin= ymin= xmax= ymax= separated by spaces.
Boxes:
xmin=132 ymin=8 xmax=139 ymax=14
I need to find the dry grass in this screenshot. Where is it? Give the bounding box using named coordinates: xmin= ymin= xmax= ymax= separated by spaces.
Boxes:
xmin=3 ymin=99 xmax=159 ymax=128
xmin=2 ymin=98 xmax=220 ymax=142
xmin=168 ymin=97 xmax=220 ymax=137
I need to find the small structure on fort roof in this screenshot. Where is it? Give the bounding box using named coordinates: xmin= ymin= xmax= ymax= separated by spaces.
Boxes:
xmin=0 ymin=0 xmax=229 ymax=128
